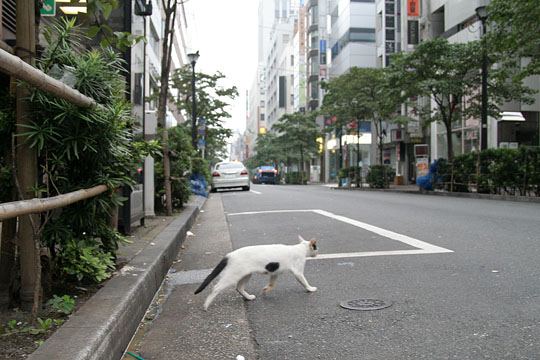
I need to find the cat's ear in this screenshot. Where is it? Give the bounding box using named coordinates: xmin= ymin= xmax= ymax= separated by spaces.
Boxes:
xmin=309 ymin=239 xmax=317 ymax=250
xmin=298 ymin=235 xmax=306 ymax=243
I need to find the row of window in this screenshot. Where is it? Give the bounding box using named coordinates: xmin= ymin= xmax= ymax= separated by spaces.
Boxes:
xmin=331 ymin=28 xmax=376 ymax=59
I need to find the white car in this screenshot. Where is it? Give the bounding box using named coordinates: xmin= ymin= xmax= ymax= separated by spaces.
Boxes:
xmin=210 ymin=161 xmax=250 ymax=192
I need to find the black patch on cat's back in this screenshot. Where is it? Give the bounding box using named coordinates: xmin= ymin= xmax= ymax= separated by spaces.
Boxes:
xmin=265 ymin=262 xmax=280 ymax=272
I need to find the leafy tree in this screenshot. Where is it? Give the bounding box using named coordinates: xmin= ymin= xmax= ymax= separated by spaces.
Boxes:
xmin=246 ymin=132 xmax=285 ymax=170
xmin=271 ymin=111 xmax=319 ymax=183
xmin=387 ymin=37 xmax=533 ymax=161
xmin=85 ymin=0 xmax=144 ymax=50
xmin=171 ymin=66 xmax=238 ymax=164
xmin=321 ymin=67 xmax=401 ymax=165
xmin=487 ymin=0 xmax=540 ymax=80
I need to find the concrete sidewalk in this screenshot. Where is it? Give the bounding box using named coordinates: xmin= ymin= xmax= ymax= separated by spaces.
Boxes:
xmin=28 ymin=196 xmax=206 ymax=360
xmin=330 ymin=183 xmax=540 ymax=203
xmin=122 ymin=194 xmax=257 ymax=360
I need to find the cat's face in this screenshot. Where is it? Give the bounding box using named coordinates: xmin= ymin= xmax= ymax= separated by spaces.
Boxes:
xmin=308 ymin=239 xmax=318 ymax=257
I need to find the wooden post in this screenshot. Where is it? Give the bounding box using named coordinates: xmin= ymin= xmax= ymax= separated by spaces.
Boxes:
xmin=15 ymin=0 xmax=39 ymax=311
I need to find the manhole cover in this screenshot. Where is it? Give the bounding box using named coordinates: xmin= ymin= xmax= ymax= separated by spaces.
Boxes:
xmin=339 ymin=299 xmax=393 ymax=311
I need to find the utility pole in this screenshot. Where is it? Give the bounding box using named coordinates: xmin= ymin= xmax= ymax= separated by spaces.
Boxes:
xmin=15 ymin=0 xmax=39 ymax=311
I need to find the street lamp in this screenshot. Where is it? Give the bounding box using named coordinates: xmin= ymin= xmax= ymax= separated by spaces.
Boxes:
xmin=187 ymin=51 xmax=200 ymax=149
xmin=475 ymin=5 xmax=488 ymax=150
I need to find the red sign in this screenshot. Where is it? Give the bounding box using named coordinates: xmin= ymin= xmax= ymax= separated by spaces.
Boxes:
xmin=407 ymin=0 xmax=420 ymax=17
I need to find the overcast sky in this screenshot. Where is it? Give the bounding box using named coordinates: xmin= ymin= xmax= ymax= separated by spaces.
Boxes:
xmin=185 ymin=0 xmax=260 ymax=135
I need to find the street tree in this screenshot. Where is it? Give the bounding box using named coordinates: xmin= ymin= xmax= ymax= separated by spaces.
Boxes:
xmin=246 ymin=132 xmax=285 ymax=171
xmin=387 ymin=37 xmax=533 ymax=161
xmin=271 ymin=112 xmax=319 ymax=184
xmin=486 ymin=0 xmax=540 ymax=80
xmin=171 ymin=67 xmax=238 ymax=164
xmin=321 ymin=67 xmax=401 ymax=166
xmin=155 ymin=0 xmax=182 ymax=216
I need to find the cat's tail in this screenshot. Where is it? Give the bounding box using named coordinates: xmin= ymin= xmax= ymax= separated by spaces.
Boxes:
xmin=194 ymin=256 xmax=228 ymax=294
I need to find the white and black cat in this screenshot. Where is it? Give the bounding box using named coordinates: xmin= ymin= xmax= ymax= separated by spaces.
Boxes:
xmin=194 ymin=235 xmax=318 ymax=310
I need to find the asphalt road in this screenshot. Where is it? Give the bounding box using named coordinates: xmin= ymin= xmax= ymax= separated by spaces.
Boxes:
xmin=221 ymin=184 xmax=540 ymax=359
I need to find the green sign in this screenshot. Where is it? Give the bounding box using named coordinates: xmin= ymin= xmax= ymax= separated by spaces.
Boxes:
xmin=41 ymin=0 xmax=56 ymax=17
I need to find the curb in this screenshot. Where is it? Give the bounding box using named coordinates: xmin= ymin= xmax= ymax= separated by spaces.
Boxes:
xmin=332 ymin=186 xmax=540 ymax=203
xmin=28 ymin=196 xmax=207 ymax=360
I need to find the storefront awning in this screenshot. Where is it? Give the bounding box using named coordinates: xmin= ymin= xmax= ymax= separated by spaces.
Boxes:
xmin=499 ymin=112 xmax=525 ymax=122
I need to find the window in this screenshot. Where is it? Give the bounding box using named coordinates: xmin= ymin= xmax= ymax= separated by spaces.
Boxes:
xmin=311 ymin=33 xmax=319 ymax=50
xmin=148 ymin=78 xmax=158 ymax=110
xmin=385 ymin=29 xmax=395 ymax=40
xmin=385 ymin=3 xmax=395 ymax=15
xmin=309 ymin=5 xmax=319 ymax=27
xmin=310 ymin=81 xmax=319 ymax=100
xmin=279 ymin=76 xmax=286 ymax=108
xmin=133 ymin=73 xmax=143 ymax=105
xmin=385 ymin=41 xmax=395 ymax=53
xmin=385 ymin=16 xmax=395 ymax=28
xmin=291 ymin=55 xmax=294 ymax=66
xmin=350 ymin=28 xmax=376 ymax=42
xmin=149 ymin=23 xmax=160 ymax=55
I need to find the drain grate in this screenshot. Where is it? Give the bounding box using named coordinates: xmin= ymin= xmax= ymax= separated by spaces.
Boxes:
xmin=339 ymin=299 xmax=393 ymax=311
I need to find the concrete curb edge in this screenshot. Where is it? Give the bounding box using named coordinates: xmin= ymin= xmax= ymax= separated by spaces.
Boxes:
xmin=28 ymin=196 xmax=207 ymax=360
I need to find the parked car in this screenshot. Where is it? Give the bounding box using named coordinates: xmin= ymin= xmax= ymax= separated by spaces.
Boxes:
xmin=253 ymin=165 xmax=278 ymax=184
xmin=210 ymin=161 xmax=250 ymax=192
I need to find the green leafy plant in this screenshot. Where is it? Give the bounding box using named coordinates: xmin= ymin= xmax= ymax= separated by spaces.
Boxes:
xmin=47 ymin=295 xmax=76 ymax=315
xmin=155 ymin=125 xmax=196 ymax=211
xmin=366 ymin=165 xmax=395 ymax=189
xmin=23 ymin=19 xmax=149 ymax=286
xmin=57 ymin=239 xmax=115 ymax=283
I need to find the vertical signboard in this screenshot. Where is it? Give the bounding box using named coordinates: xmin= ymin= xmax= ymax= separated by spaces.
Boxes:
xmin=407 ymin=0 xmax=420 ymax=17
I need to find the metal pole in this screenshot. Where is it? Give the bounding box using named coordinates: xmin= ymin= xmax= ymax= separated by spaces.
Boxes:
xmin=141 ymin=15 xmax=147 ymax=220
xmin=356 ymin=119 xmax=360 ymax=188
xmin=480 ymin=18 xmax=488 ymax=150
xmin=191 ymin=61 xmax=197 ymax=149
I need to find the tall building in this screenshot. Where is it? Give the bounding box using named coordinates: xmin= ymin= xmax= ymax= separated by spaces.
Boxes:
xmin=131 ymin=1 xmax=192 ymax=216
xmin=246 ymin=0 xmax=299 ymax=159
xmin=324 ymin=0 xmax=378 ymax=182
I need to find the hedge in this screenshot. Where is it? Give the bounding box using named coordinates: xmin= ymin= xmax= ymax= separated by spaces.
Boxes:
xmin=434 ymin=147 xmax=540 ymax=196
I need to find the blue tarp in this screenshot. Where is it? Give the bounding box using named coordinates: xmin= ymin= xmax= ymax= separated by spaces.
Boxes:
xmin=190 ymin=173 xmax=208 ymax=197
xmin=416 ymin=159 xmax=442 ymax=191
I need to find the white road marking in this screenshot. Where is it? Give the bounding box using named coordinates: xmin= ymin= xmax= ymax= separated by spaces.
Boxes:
xmin=227 ymin=209 xmax=453 ymax=259
xmin=250 ymin=190 xmax=262 ymax=195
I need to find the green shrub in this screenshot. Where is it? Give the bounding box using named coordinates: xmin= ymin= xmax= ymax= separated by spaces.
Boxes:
xmin=57 ymin=239 xmax=115 ymax=283
xmin=47 ymin=295 xmax=76 ymax=315
xmin=155 ymin=125 xmax=196 ymax=211
xmin=366 ymin=165 xmax=395 ymax=189
xmin=434 ymin=147 xmax=540 ymax=196
xmin=285 ymin=171 xmax=308 ymax=184
xmin=338 ymin=166 xmax=362 ymax=183
xmin=22 ymin=19 xmax=139 ymax=287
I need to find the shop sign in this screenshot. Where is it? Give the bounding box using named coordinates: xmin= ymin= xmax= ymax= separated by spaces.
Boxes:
xmin=407 ymin=0 xmax=420 ymax=17
xmin=41 ymin=0 xmax=56 ymax=16
xmin=416 ymin=157 xmax=429 ymax=177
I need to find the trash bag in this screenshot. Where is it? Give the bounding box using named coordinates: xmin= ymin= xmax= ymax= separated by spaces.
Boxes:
xmin=190 ymin=173 xmax=208 ymax=197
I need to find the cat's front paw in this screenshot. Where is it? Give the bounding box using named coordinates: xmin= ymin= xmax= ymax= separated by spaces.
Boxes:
xmin=244 ymin=294 xmax=256 ymax=301
xmin=306 ymin=286 xmax=317 ymax=292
